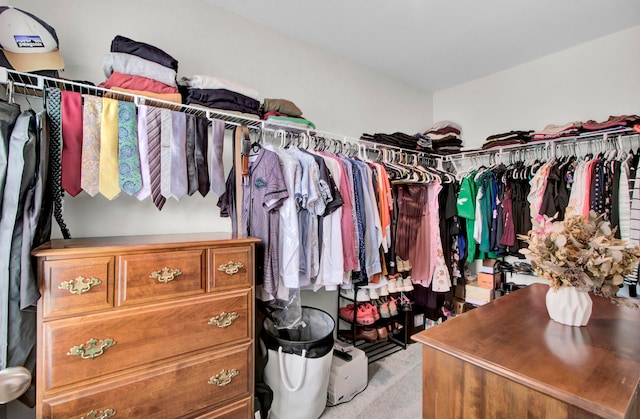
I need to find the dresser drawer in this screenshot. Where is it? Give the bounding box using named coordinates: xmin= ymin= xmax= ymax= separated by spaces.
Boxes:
xmin=41 ymin=344 xmax=252 ymax=419
xmin=41 ymin=256 xmax=114 ymax=319
xmin=42 ymin=290 xmax=251 ymax=391
xmin=194 ymin=397 xmax=253 ymax=419
xmin=118 ymin=248 xmax=206 ymax=306
xmin=210 ymin=246 xmax=253 ymax=291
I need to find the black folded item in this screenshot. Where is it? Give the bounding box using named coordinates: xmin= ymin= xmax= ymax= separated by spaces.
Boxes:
xmin=361 ymin=132 xmax=423 ymax=150
xmin=184 ymin=88 xmax=260 ymax=112
xmin=111 ymin=35 xmax=179 ymax=71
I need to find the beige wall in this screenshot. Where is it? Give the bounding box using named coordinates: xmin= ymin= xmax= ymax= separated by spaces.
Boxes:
xmin=434 ymin=25 xmax=640 ymax=148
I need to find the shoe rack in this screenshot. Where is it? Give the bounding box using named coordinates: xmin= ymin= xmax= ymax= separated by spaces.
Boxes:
xmin=336 ymin=278 xmax=413 ymax=364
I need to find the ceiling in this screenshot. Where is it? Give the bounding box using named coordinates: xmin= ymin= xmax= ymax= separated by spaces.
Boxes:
xmin=207 ymin=0 xmax=640 ymax=93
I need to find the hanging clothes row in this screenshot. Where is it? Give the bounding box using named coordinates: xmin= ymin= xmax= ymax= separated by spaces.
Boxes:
xmin=451 ymin=132 xmax=640 ymax=293
xmin=217 ymin=130 xmax=459 ymax=302
xmin=0 ymin=99 xmax=49 ymax=407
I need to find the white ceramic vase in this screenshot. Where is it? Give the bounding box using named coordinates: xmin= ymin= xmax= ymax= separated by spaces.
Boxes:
xmin=545 ymin=286 xmax=593 ymax=326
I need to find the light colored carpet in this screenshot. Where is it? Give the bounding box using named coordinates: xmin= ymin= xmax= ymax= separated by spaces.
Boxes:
xmin=319 ymin=342 xmax=422 ymax=419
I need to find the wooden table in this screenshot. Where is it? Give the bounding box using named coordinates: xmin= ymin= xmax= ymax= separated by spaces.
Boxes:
xmin=412 ymin=283 xmax=640 ymax=418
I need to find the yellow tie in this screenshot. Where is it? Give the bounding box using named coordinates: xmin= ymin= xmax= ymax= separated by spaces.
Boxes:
xmin=99 ymin=98 xmax=121 ymax=199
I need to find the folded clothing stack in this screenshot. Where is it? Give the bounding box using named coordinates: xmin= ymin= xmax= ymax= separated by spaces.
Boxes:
xmin=100 ymin=35 xmax=181 ymax=103
xmin=531 ymin=121 xmax=582 ymax=141
xmin=260 ymin=98 xmax=315 ymax=129
xmin=482 ymin=130 xmax=532 ymax=149
xmin=422 ymin=120 xmax=463 ymax=154
xmin=179 ymin=75 xmax=261 ymax=118
xmin=580 ymin=115 xmax=640 ymax=134
xmin=360 ymin=132 xmax=423 ymax=150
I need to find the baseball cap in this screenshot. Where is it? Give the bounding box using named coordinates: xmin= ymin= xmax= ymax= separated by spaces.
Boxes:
xmin=0 ymin=6 xmax=64 ymax=72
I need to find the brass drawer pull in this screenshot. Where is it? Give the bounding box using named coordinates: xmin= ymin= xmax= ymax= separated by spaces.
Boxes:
xmin=59 ymin=276 xmax=101 ymax=295
xmin=208 ymin=368 xmax=239 ymax=387
xmin=149 ymin=267 xmax=182 ymax=283
xmin=67 ymin=338 xmax=116 ymax=360
xmin=81 ymin=408 xmax=116 ymax=419
xmin=208 ymin=312 xmax=240 ymax=328
xmin=218 ymin=261 xmax=244 ymax=275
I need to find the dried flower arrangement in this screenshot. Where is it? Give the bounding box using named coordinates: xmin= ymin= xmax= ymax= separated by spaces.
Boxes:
xmin=519 ymin=211 xmax=640 ymax=308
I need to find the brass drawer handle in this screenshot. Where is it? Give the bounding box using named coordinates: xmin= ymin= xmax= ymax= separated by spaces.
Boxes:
xmin=67 ymin=338 xmax=116 ymax=360
xmin=208 ymin=368 xmax=239 ymax=387
xmin=208 ymin=312 xmax=240 ymax=328
xmin=81 ymin=409 xmax=116 ymax=419
xmin=218 ymin=261 xmax=244 ymax=275
xmin=59 ymin=276 xmax=101 ymax=295
xmin=149 ymin=267 xmax=182 ymax=283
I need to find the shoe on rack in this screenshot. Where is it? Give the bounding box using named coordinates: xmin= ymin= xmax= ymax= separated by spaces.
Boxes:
xmin=368 ymin=286 xmax=380 ymax=300
xmin=339 ymin=304 xmax=376 ymax=325
xmin=388 ymin=298 xmax=399 ymax=316
xmin=378 ymin=284 xmax=390 ymax=297
xmin=387 ymin=279 xmax=399 ymax=293
xmin=356 ymin=288 xmax=370 ymax=302
xmin=339 ymin=288 xmax=355 ymax=300
xmin=404 ymin=259 xmax=412 ymax=272
xmin=376 ymin=325 xmax=388 ymax=341
xmin=339 ymin=327 xmax=378 ymax=342
xmin=356 ymin=305 xmax=376 ymax=325
xmin=401 ymin=277 xmax=414 ymax=292
xmin=364 ymin=303 xmax=380 ymax=321
xmin=379 ymin=301 xmax=391 ymax=318
xmin=399 ymin=294 xmax=414 ymax=311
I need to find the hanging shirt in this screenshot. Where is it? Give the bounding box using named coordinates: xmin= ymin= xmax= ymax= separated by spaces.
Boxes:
xmin=457 ymin=173 xmax=477 ymax=262
xmin=241 ymin=147 xmax=288 ymax=299
xmin=268 ymin=145 xmax=302 ymax=294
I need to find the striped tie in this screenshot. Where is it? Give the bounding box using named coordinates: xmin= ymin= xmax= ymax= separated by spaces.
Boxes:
xmin=146 ymin=107 xmax=166 ymax=210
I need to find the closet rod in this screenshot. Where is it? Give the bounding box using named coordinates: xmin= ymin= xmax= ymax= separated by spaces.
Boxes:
xmin=0 ymin=67 xmax=264 ymax=130
xmin=447 ymin=127 xmax=636 ymax=163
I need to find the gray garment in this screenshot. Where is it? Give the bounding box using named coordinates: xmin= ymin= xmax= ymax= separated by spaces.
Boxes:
xmin=0 ymin=101 xmax=21 ymax=221
xmin=103 ymin=52 xmax=178 ymax=87
xmin=0 ymin=110 xmax=38 ymax=378
xmin=209 ymin=119 xmax=225 ymax=196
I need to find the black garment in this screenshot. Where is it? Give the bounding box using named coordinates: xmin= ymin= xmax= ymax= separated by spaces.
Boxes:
xmin=0 ymin=101 xmax=20 ymax=211
xmin=110 ymin=35 xmax=179 ymax=71
xmin=611 ymin=160 xmax=622 ymax=238
xmin=540 ymin=161 xmax=570 ymax=220
xmin=183 ymin=87 xmax=261 ymax=116
xmin=511 ymin=178 xmax=532 ymax=255
xmin=590 ymin=159 xmax=606 ymax=217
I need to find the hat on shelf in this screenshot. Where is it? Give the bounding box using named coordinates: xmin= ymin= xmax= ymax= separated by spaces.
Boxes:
xmin=0 ymin=6 xmax=64 ymax=72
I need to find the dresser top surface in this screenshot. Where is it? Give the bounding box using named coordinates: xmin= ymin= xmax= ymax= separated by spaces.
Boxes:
xmin=413 ymin=283 xmax=640 ymax=417
xmin=32 ymin=232 xmax=260 ymax=256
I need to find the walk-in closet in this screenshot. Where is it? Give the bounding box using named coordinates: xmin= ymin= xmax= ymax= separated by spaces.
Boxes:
xmin=1 ymin=1 xmax=640 ymax=418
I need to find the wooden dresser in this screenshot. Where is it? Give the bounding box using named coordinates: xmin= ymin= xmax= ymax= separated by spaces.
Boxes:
xmin=413 ymin=283 xmax=640 ymax=419
xmin=32 ymin=233 xmax=259 ymax=419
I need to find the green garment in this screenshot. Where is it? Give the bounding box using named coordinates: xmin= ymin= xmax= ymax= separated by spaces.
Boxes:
xmin=456 ymin=173 xmax=477 ymax=262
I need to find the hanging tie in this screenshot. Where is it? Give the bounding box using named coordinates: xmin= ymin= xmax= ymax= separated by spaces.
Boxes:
xmin=44 ymin=87 xmax=71 ymax=238
xmin=160 ymin=109 xmax=172 ymax=199
xmin=81 ymin=95 xmax=102 ymax=197
xmin=195 ymin=116 xmax=210 ymax=196
xmin=98 ymin=98 xmax=120 ymax=200
xmin=134 ymin=104 xmax=151 ymax=201
xmin=169 ymin=111 xmax=188 ymax=200
xmin=209 ymin=119 xmax=226 ymax=195
xmin=146 ymin=107 xmax=166 ymax=210
xmin=60 ymin=90 xmax=83 ymax=197
xmin=117 ymin=101 xmax=142 ymax=195
xmin=185 ymin=114 xmax=198 ymax=196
